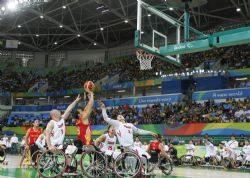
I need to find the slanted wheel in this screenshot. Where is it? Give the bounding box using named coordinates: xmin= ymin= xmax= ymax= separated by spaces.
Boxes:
xmin=193 ymin=156 xmax=202 ymax=166
xmin=113 ymin=151 xmax=142 ymax=178
xmin=221 ymin=157 xmax=235 ymax=169
xmin=37 ymin=149 xmax=66 ymax=178
xmin=0 ymin=149 xmax=6 ymax=163
xmin=31 ymin=150 xmax=43 ymax=169
xmin=159 ymin=157 xmax=173 ymax=175
xmin=80 ymin=150 xmax=106 ymax=178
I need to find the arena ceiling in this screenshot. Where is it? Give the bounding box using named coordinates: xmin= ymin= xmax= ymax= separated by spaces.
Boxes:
xmin=0 ymin=0 xmax=249 ymax=52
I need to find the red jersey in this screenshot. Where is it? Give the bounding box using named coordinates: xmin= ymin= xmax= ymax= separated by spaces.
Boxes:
xmin=76 ymin=117 xmax=92 ymax=145
xmin=149 ymin=140 xmax=160 ymax=152
xmin=29 ymin=127 xmax=42 ymax=145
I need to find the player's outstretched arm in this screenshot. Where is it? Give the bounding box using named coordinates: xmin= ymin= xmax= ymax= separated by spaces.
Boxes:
xmin=94 ymin=134 xmax=106 ymax=148
xmin=62 ymin=94 xmax=81 ymax=120
xmin=81 ymin=90 xmax=94 ymax=122
xmin=131 ymin=124 xmax=157 ymax=137
xmin=99 ymin=101 xmax=120 ymax=128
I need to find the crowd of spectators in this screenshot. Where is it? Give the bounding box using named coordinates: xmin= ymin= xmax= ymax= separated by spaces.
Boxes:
xmin=5 ymin=98 xmax=250 ymax=127
xmin=0 ymin=43 xmax=250 ymax=92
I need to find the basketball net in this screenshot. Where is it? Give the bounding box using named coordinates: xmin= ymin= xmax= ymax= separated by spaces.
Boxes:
xmin=136 ymin=49 xmax=155 ymax=70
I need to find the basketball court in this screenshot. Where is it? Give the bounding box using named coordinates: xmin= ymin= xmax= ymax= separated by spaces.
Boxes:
xmin=0 ymin=155 xmax=250 ymax=178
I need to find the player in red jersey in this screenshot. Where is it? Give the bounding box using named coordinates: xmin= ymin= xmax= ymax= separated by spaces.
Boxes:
xmin=24 ymin=119 xmax=42 ymax=163
xmin=74 ymin=89 xmax=94 ymax=151
xmin=148 ymin=134 xmax=170 ymax=160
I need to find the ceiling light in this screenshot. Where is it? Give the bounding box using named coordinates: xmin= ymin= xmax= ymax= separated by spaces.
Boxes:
xmin=236 ymin=7 xmax=241 ymax=12
xmin=169 ymin=7 xmax=174 ymax=11
xmin=117 ymin=90 xmax=126 ymax=93
xmin=16 ymin=98 xmax=23 ymax=100
xmin=59 ymin=25 xmax=63 ymax=28
xmin=54 ymin=42 xmax=58 ymax=45
xmin=17 ymin=25 xmax=21 ymax=28
xmin=39 ymin=97 xmax=46 ymax=100
xmin=36 ymin=34 xmax=39 ymax=37
xmin=77 ymin=34 xmax=80 ymax=37
xmin=64 ymin=96 xmax=70 ymax=98
xmin=235 ymin=77 xmax=248 ymax=81
xmin=62 ymin=5 xmax=66 ymax=9
xmin=124 ymin=19 xmax=128 ymax=23
xmin=100 ymin=27 xmax=104 ymax=31
xmin=18 ymin=41 xmax=21 ymax=45
xmin=94 ymin=42 xmax=97 ymax=46
xmin=148 ymin=14 xmax=151 ymax=17
xmin=7 ymin=1 xmax=17 ymax=11
xmin=1 ymin=7 xmax=5 ymax=11
xmin=40 ymin=15 xmax=44 ymax=19
xmin=141 ymin=31 xmax=144 ymax=34
xmin=96 ymin=5 xmax=105 ymax=10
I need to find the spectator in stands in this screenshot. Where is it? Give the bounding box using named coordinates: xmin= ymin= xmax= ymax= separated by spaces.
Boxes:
xmin=172 ymin=136 xmax=180 ymax=145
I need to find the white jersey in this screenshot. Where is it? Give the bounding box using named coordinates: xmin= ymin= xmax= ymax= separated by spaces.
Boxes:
xmin=115 ymin=123 xmax=135 ymax=147
xmin=50 ymin=119 xmax=65 ymax=148
xmin=100 ymin=133 xmax=117 ymax=152
xmin=35 ymin=134 xmax=46 ymax=150
xmin=102 ymin=109 xmax=153 ymax=148
xmin=226 ymin=140 xmax=238 ymax=150
xmin=243 ymin=145 xmax=250 ymax=155
xmin=205 ymin=141 xmax=216 ymax=157
xmin=186 ymin=144 xmax=195 ymax=156
xmin=134 ymin=141 xmax=142 ymax=148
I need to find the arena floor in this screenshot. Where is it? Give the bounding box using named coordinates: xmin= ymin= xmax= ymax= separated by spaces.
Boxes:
xmin=0 ymin=155 xmax=250 ymax=178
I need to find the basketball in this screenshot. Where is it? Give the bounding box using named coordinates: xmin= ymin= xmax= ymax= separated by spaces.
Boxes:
xmin=83 ymin=81 xmax=95 ymax=91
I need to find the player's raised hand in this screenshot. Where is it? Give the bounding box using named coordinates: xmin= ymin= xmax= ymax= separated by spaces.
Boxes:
xmin=98 ymin=101 xmax=105 ymax=109
xmin=151 ymin=132 xmax=158 ymax=138
xmin=75 ymin=94 xmax=81 ymax=102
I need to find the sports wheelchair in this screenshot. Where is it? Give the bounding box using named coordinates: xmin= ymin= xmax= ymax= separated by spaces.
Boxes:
xmin=36 ymin=145 xmax=106 ymax=178
xmin=180 ymin=155 xmax=203 ymax=166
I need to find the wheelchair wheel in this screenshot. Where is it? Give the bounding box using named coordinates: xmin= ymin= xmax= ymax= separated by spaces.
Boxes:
xmin=193 ymin=156 xmax=202 ymax=166
xmin=80 ymin=150 xmax=106 ymax=178
xmin=113 ymin=151 xmax=142 ymax=178
xmin=31 ymin=150 xmax=43 ymax=169
xmin=0 ymin=149 xmax=6 ymax=163
xmin=221 ymin=157 xmax=235 ymax=169
xmin=159 ymin=157 xmax=173 ymax=175
xmin=209 ymin=156 xmax=219 ymax=166
xmin=180 ymin=155 xmax=190 ymax=166
xmin=37 ymin=149 xmax=66 ymax=178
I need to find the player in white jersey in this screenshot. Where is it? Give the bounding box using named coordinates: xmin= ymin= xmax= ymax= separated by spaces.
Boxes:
xmin=204 ymin=138 xmax=217 ymax=163
xmin=186 ymin=140 xmax=195 ymax=159
xmin=99 ymin=102 xmax=157 ymax=159
xmin=225 ymin=135 xmax=238 ymax=160
xmin=45 ymin=95 xmax=81 ymax=150
xmin=242 ymin=140 xmax=250 ymax=164
xmin=95 ymin=125 xmax=117 ymax=157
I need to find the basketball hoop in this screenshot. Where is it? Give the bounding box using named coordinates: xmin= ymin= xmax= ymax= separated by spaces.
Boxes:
xmin=136 ymin=49 xmax=155 ymax=70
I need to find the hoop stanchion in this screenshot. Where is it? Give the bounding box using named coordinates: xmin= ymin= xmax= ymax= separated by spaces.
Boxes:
xmin=136 ymin=49 xmax=154 ymax=70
